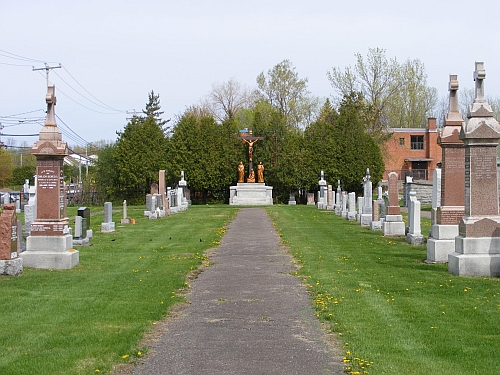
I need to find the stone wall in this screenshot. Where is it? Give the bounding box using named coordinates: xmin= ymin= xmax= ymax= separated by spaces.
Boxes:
xmin=404 ymin=181 xmax=432 ymax=206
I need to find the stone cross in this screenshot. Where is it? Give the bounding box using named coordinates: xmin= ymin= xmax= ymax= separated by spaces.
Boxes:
xmin=444 ymin=74 xmax=463 ymax=124
xmin=474 ymin=62 xmax=486 ymax=103
xmin=45 ymin=84 xmax=57 ymax=126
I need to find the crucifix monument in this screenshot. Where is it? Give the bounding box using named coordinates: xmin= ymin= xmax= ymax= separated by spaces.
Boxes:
xmin=229 ymin=130 xmax=272 ymax=205
xmin=21 ymin=83 xmax=79 ymax=269
xmin=240 ymin=132 xmax=264 ymax=177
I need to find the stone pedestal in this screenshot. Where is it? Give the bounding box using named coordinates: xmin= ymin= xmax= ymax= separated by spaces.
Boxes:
xmin=382 ymin=215 xmax=405 ymax=236
xmin=23 ymin=234 xmax=78 ymax=269
xmin=229 ymin=183 xmax=273 ymax=206
xmin=427 ymin=224 xmax=459 ymax=263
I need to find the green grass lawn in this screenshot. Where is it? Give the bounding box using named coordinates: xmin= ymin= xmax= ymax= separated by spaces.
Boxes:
xmin=2 ymin=204 xmax=499 ymax=374
xmin=267 ymin=205 xmax=500 ymax=375
xmin=0 ymin=205 xmax=238 ymax=375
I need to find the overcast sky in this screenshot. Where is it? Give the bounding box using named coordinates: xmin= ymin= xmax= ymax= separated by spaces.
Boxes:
xmin=2 ymin=0 xmax=500 ymax=149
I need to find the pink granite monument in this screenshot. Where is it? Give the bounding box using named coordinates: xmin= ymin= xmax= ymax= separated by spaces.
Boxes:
xmin=449 ymin=62 xmax=500 ymax=276
xmin=0 ymin=204 xmax=23 ymax=275
xmin=427 ymin=74 xmax=465 ymax=262
xmin=21 ymin=84 xmax=79 ymax=269
xmin=382 ymin=172 xmax=405 ymax=236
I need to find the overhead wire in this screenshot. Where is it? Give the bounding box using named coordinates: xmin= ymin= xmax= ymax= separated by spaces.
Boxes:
xmin=1 ymin=49 xmax=131 ymax=147
xmin=61 ymin=66 xmax=127 ymax=113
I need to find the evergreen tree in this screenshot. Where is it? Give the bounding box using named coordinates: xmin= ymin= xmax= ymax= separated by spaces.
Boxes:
xmin=113 ymin=115 xmax=168 ymax=203
xmin=142 ymin=90 xmax=170 ymax=133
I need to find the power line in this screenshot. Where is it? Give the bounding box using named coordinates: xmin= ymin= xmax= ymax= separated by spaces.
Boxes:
xmin=0 ymin=109 xmax=45 ymax=117
xmin=61 ymin=66 xmax=127 ymax=113
xmin=56 ymin=114 xmax=89 ymax=145
xmin=0 ymin=49 xmax=58 ymax=64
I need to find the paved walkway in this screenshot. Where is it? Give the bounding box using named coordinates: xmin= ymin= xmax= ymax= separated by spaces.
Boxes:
xmin=133 ymin=208 xmax=342 ymax=375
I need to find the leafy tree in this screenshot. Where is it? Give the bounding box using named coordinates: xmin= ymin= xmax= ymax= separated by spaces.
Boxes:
xmin=328 ymin=48 xmax=438 ymax=142
xmin=11 ymin=165 xmax=36 ymax=186
xmin=256 ymin=60 xmax=319 ymax=129
xmin=0 ymin=147 xmax=13 ymax=187
xmin=94 ymin=143 xmax=119 ymax=201
xmin=203 ymin=78 xmax=256 ymax=122
xmin=387 ymin=58 xmax=438 ymax=128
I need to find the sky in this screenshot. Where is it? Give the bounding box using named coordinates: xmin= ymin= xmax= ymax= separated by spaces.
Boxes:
xmin=2 ymin=0 xmax=500 ymax=149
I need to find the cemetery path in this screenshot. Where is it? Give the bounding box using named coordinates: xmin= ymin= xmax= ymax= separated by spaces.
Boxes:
xmin=131 ymin=208 xmax=343 ymax=375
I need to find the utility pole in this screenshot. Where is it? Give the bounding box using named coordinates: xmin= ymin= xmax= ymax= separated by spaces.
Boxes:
xmin=126 ymin=109 xmax=140 ymax=121
xmin=0 ymin=123 xmax=4 ymax=148
xmin=32 ymin=63 xmax=62 ymax=85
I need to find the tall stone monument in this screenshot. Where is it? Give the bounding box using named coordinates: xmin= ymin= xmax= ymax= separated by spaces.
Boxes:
xmin=317 ymin=171 xmax=328 ymax=209
xmin=382 ymin=172 xmax=405 ymax=236
xmin=427 ymin=74 xmax=465 ymax=262
xmin=449 ymin=62 xmax=500 ymax=276
xmin=360 ymin=168 xmax=373 ymax=226
xmin=21 ymin=84 xmax=79 ymax=269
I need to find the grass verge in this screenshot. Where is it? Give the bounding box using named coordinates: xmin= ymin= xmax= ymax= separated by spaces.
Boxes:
xmin=0 ymin=205 xmax=238 ymax=375
xmin=267 ymin=205 xmax=500 ymax=375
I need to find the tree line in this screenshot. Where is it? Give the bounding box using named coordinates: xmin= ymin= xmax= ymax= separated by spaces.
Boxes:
xmin=4 ymin=48 xmax=494 ymax=203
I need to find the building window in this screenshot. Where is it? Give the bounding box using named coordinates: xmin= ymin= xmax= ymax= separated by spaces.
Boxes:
xmin=410 ymin=135 xmax=424 ymax=150
xmin=399 ymin=138 xmax=405 ymax=146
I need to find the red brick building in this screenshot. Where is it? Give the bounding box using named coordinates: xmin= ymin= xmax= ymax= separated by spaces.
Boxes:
xmin=383 ymin=118 xmax=441 ymax=180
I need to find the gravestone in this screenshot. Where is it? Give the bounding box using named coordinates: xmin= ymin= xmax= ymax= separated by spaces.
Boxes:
xmin=370 ymin=200 xmax=382 ymax=231
xmin=449 ymin=62 xmax=500 ymax=276
xmin=0 ymin=204 xmax=23 ymax=276
xmin=159 ymin=170 xmax=168 ymax=214
xmin=77 ymin=207 xmax=90 ymax=238
xmin=24 ymin=185 xmax=37 ymax=237
xmin=347 ymin=192 xmax=356 ymax=221
xmin=317 ymin=171 xmax=327 ymax=209
xmin=22 ymin=83 xmax=78 ymax=269
xmin=288 ymin=193 xmax=296 ymax=205
xmin=74 ymin=216 xmax=83 ymax=238
xmin=356 ymin=196 xmax=363 ymax=222
xmin=101 ymin=202 xmax=115 ymax=233
xmin=360 ymin=168 xmax=373 ymax=226
xmin=178 ymin=172 xmax=189 ymax=211
xmin=406 ymin=190 xmax=417 ymax=234
xmin=150 ymin=182 xmax=159 ymax=195
xmin=407 ymin=198 xmax=424 ymax=245
xmin=334 ymin=180 xmax=342 ymax=215
xmin=341 ymin=192 xmax=348 ymax=218
xmin=427 ymin=74 xmax=466 ymax=262
xmin=430 ymin=168 xmax=442 ymax=226
xmin=121 ymin=200 xmax=130 ymax=224
xmin=382 ymin=172 xmax=405 ymax=236
xmin=327 ymin=185 xmax=334 ymax=210
xmin=306 ymin=193 xmax=315 ymax=206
